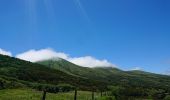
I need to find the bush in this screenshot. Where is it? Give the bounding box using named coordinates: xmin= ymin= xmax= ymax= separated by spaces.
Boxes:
xmin=98 ymin=96 xmax=116 ymax=100
xmin=31 ymin=83 xmax=74 ymax=93
xmin=0 ymin=80 xmax=4 ymax=89
xmin=164 ymin=95 xmax=170 ymax=100
xmin=152 ymin=89 xmax=166 ymax=100
xmin=32 ymin=84 xmax=59 ymax=93
xmin=57 ymin=84 xmax=74 ymax=92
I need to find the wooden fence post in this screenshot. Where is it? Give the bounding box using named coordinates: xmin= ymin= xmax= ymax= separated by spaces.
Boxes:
xmin=74 ymin=89 xmax=77 ymax=100
xmin=92 ymin=91 xmax=94 ymax=100
xmin=101 ymin=91 xmax=103 ymax=97
xmin=42 ymin=90 xmax=47 ymax=100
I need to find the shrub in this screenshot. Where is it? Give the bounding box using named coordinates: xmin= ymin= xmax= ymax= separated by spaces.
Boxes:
xmin=164 ymin=95 xmax=170 ymax=100
xmin=98 ymin=96 xmax=116 ymax=100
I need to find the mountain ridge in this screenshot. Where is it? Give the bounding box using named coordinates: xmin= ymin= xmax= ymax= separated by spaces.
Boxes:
xmin=0 ymin=54 xmax=105 ymax=90
xmin=38 ymin=58 xmax=170 ymax=89
xmin=1 ymin=54 xmax=170 ymax=91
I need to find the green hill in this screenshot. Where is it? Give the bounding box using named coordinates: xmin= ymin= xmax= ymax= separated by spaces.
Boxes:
xmin=0 ymin=54 xmax=104 ymax=90
xmin=1 ymin=55 xmax=170 ymax=99
xmin=38 ymin=58 xmax=170 ymax=89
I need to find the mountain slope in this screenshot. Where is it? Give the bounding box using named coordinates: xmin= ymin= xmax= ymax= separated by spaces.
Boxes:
xmin=38 ymin=59 xmax=124 ymax=82
xmin=0 ymin=54 xmax=104 ymax=90
xmin=38 ymin=58 xmax=170 ymax=89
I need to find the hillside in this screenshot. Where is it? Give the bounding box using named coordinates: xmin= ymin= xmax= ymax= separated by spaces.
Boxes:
xmin=1 ymin=55 xmax=170 ymax=99
xmin=38 ymin=58 xmax=170 ymax=89
xmin=0 ymin=54 xmax=104 ymax=90
xmin=38 ymin=59 xmax=125 ymax=81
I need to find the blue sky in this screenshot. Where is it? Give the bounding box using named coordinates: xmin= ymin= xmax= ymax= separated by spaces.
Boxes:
xmin=0 ymin=0 xmax=170 ymax=74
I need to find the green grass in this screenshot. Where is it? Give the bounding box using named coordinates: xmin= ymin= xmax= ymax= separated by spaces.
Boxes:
xmin=0 ymin=89 xmax=103 ymax=100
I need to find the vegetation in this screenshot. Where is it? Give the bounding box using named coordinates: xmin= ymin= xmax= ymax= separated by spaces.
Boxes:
xmin=0 ymin=89 xmax=102 ymax=100
xmin=164 ymin=95 xmax=170 ymax=100
xmin=38 ymin=59 xmax=170 ymax=89
xmin=0 ymin=55 xmax=105 ymax=91
xmin=0 ymin=54 xmax=170 ymax=100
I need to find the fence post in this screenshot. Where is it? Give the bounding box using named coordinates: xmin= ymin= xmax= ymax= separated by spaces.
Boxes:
xmin=42 ymin=90 xmax=47 ymax=100
xmin=101 ymin=91 xmax=103 ymax=97
xmin=74 ymin=89 xmax=77 ymax=100
xmin=92 ymin=91 xmax=94 ymax=100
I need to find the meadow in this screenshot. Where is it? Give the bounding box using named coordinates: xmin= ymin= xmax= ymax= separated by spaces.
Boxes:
xmin=0 ymin=88 xmax=112 ymax=100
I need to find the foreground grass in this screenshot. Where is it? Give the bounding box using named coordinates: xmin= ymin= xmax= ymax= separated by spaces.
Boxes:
xmin=0 ymin=89 xmax=153 ymax=100
xmin=0 ymin=88 xmax=104 ymax=100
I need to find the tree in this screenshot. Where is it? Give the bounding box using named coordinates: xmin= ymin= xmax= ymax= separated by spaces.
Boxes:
xmin=164 ymin=95 xmax=170 ymax=100
xmin=0 ymin=80 xmax=4 ymax=89
xmin=152 ymin=89 xmax=166 ymax=100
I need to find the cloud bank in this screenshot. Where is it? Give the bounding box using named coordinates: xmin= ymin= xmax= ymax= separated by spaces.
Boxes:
xmin=16 ymin=48 xmax=68 ymax=62
xmin=164 ymin=70 xmax=170 ymax=75
xmin=131 ymin=67 xmax=142 ymax=71
xmin=68 ymin=56 xmax=113 ymax=67
xmin=0 ymin=48 xmax=12 ymax=56
xmin=16 ymin=48 xmax=115 ymax=68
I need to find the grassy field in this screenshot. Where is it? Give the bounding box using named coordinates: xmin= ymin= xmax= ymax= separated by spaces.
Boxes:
xmin=0 ymin=88 xmax=106 ymax=100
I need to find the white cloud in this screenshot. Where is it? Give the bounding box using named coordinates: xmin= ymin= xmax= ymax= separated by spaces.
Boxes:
xmin=68 ymin=56 xmax=114 ymax=67
xmin=0 ymin=48 xmax=12 ymax=56
xmin=131 ymin=67 xmax=142 ymax=71
xmin=16 ymin=48 xmax=115 ymax=67
xmin=16 ymin=48 xmax=68 ymax=62
xmin=164 ymin=70 xmax=170 ymax=75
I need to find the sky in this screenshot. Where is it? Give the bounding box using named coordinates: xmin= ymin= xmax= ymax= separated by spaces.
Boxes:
xmin=0 ymin=0 xmax=170 ymax=74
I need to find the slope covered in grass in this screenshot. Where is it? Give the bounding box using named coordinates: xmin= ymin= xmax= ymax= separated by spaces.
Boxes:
xmin=0 ymin=55 xmax=104 ymax=90
xmin=38 ymin=58 xmax=170 ymax=89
